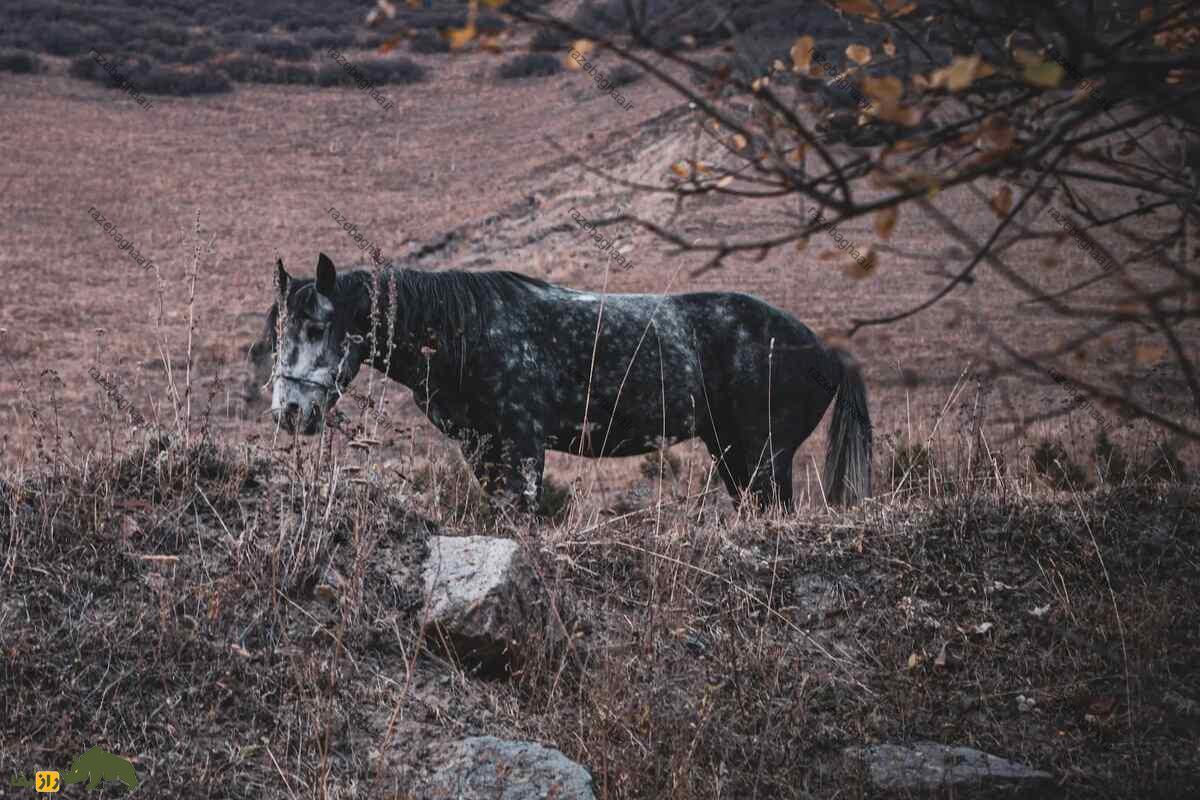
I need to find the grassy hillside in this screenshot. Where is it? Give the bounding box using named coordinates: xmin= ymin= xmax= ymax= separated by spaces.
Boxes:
xmin=1 ymin=413 xmax=1197 ymax=798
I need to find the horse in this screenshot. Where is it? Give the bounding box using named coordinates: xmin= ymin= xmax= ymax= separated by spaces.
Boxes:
xmin=251 ymin=253 xmax=872 ymax=511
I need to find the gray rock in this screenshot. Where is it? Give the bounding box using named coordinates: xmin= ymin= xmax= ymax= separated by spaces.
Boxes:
xmin=421 ymin=535 xmax=547 ymax=670
xmin=845 ymin=741 xmax=1051 ymax=792
xmin=791 ymin=574 xmax=844 ymax=621
xmin=419 ymin=736 xmax=595 ymax=800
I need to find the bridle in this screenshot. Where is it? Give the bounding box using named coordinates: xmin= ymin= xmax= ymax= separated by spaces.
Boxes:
xmin=278 ymin=373 xmax=335 ymax=393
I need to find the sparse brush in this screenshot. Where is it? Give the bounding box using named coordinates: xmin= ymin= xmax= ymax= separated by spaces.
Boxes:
xmin=1032 ymin=437 xmax=1090 ymax=490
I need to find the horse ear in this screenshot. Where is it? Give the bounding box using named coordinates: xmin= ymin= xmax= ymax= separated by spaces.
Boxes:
xmin=275 ymin=258 xmax=290 ymax=295
xmin=316 ymin=253 xmax=337 ymax=297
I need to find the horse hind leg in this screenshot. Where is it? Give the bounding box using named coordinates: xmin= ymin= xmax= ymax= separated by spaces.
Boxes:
xmin=749 ymin=446 xmax=796 ymax=511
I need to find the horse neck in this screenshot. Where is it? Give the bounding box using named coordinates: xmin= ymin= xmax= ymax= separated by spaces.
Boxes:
xmin=360 ymin=268 xmax=463 ymax=386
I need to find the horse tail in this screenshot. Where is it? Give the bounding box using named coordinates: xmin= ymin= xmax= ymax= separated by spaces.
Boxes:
xmin=823 ymin=347 xmax=872 ymax=505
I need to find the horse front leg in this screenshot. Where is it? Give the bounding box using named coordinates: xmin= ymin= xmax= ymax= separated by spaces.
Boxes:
xmin=462 ymin=431 xmax=546 ymax=516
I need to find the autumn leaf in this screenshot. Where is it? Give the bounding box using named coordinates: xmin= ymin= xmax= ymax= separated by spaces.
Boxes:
xmin=670 ymin=161 xmax=689 ymax=178
xmin=376 ymin=35 xmax=406 ymax=54
xmin=442 ymin=24 xmax=477 ymax=50
xmin=978 ymin=113 xmax=1016 ymax=152
xmin=990 ymin=185 xmax=1013 ymax=217
xmin=843 ymin=249 xmax=877 ymax=279
xmin=863 ymin=75 xmax=903 ymax=103
xmin=874 ymin=102 xmax=924 ymax=127
xmin=906 ymin=651 xmax=923 ymax=670
xmin=791 ymin=35 xmax=816 ymax=71
xmin=874 ymin=206 xmax=897 ymax=239
xmin=751 ymin=75 xmax=770 ymax=92
xmin=846 ymin=44 xmax=872 ymax=65
xmin=836 ymin=0 xmax=881 ymax=18
xmin=1023 ymin=60 xmax=1065 ymax=88
xmin=731 ymin=133 xmax=748 ymax=151
xmin=930 ymin=54 xmax=994 ymax=92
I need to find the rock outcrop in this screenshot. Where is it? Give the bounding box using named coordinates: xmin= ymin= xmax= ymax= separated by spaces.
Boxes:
xmin=845 ymin=741 xmax=1052 ymax=793
xmin=417 ymin=736 xmax=595 ymax=800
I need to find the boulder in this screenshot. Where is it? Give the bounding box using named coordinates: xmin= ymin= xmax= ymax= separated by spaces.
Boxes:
xmin=418 ymin=736 xmax=595 ymax=800
xmin=845 ymin=742 xmax=1051 ymax=793
xmin=421 ymin=535 xmax=550 ymax=671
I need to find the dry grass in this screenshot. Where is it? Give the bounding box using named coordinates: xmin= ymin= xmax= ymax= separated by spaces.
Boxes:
xmin=1 ymin=259 xmax=1197 ymax=797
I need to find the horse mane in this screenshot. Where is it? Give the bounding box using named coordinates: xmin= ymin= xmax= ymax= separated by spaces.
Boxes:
xmin=355 ymin=267 xmax=550 ymax=366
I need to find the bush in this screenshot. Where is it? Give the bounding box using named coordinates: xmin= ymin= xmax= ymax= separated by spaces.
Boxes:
xmin=299 ymin=27 xmax=354 ymax=51
xmin=215 ymin=51 xmax=320 ymax=85
xmin=37 ymin=21 xmax=102 ymax=56
xmin=69 ymin=53 xmax=232 ymax=97
xmin=529 ymin=28 xmax=569 ymax=52
xmin=216 ymin=54 xmax=281 ymax=83
xmin=136 ymin=63 xmax=233 ymax=96
xmin=1032 ymin=439 xmax=1089 ymax=490
xmin=178 ymin=43 xmax=215 ymax=64
xmin=137 ymin=41 xmax=185 ymax=63
xmin=316 ymin=57 xmax=425 ymax=87
xmin=606 ymin=64 xmax=642 ymax=88
xmin=497 ymin=53 xmax=562 ymax=80
xmin=408 ymin=31 xmax=450 ymax=55
xmin=253 ymin=38 xmax=313 ymax=62
xmin=0 ymin=49 xmax=40 ymax=74
xmin=141 ymin=22 xmax=188 ymax=47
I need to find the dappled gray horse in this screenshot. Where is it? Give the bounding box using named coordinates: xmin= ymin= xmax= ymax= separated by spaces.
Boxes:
xmin=252 ymin=253 xmax=871 ymax=510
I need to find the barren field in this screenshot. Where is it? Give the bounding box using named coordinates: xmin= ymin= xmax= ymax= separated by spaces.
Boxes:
xmin=2 ymin=2 xmax=1199 ymax=798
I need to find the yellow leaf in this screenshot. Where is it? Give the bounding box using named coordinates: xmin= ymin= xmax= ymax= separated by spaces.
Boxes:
xmin=790 ymin=35 xmax=815 ymax=71
xmin=1012 ymin=48 xmax=1043 ymax=66
xmin=715 ymin=175 xmax=735 ymax=188
xmin=843 ymin=249 xmax=876 ymax=279
xmin=1023 ymin=60 xmax=1065 ymax=88
xmin=990 ymin=185 xmax=1013 ymax=217
xmin=573 ymin=39 xmax=594 ymax=56
xmin=874 ymin=206 xmax=897 ymax=239
xmin=443 ymin=24 xmax=477 ymax=50
xmin=930 ymin=54 xmax=990 ymax=92
xmin=846 ymin=44 xmax=872 ymax=65
xmin=863 ymin=75 xmax=903 ymax=102
xmin=731 ymin=133 xmax=748 ymax=151
xmin=751 ymin=75 xmax=770 ymax=92
xmin=907 ymin=652 xmax=922 ymax=670
xmin=670 ymin=161 xmax=689 ymax=178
